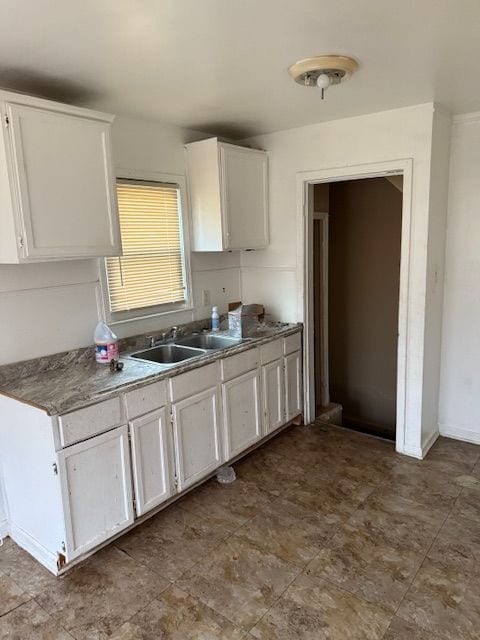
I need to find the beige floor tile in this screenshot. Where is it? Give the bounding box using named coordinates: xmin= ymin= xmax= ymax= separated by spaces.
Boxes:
xmin=234 ymin=448 xmax=306 ymax=497
xmin=428 ymin=436 xmax=480 ymax=468
xmin=0 ymin=537 xmax=58 ymax=597
xmin=177 ymin=537 xmax=301 ymax=630
xmin=0 ymin=599 xmax=73 ymax=639
xmin=110 ymin=585 xmax=245 ymax=639
xmin=0 ymin=569 xmax=30 ymax=616
xmin=3 ymin=424 xmax=479 ymax=639
xmin=283 ymin=474 xmax=375 ymax=530
xmin=177 ymin=477 xmax=273 ymax=532
xmin=232 ymin=496 xmax=330 ymax=566
xmin=383 ymin=616 xmax=436 ymax=639
xmin=305 ymin=530 xmax=423 ymax=613
xmin=397 ymin=557 xmax=480 ymax=640
xmin=302 ymin=490 xmax=446 ymax=611
xmin=428 ymin=512 xmax=480 ymax=572
xmin=419 ymin=437 xmax=478 ymax=477
xmin=34 ymin=547 xmax=168 ymax=640
xmin=249 ymin=572 xmax=391 ymax=640
xmin=353 ymin=490 xmax=446 ymax=551
xmin=451 ymin=486 xmax=480 ymax=523
xmin=115 ymin=503 xmax=229 ymax=580
xmin=377 ymin=460 xmax=462 ymax=511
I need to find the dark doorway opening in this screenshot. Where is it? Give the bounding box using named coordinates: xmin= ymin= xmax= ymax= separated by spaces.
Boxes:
xmin=314 ymin=176 xmax=403 ymax=441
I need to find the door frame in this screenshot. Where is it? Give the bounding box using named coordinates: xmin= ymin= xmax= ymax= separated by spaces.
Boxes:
xmin=313 ymin=211 xmax=330 ymax=407
xmin=296 ymin=159 xmax=413 ymax=455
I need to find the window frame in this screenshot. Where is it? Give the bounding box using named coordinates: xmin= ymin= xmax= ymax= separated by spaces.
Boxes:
xmin=99 ymin=169 xmax=193 ymax=325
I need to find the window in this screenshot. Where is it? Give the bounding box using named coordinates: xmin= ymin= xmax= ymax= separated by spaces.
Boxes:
xmin=103 ymin=176 xmax=190 ymax=321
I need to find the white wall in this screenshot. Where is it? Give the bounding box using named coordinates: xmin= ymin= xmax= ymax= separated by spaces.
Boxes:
xmin=438 ymin=113 xmax=480 ymax=444
xmin=0 ymin=115 xmax=241 ymax=365
xmin=421 ymin=109 xmax=452 ymax=448
xmin=0 ymin=462 xmax=6 ymax=536
xmin=241 ymin=104 xmax=449 ymax=457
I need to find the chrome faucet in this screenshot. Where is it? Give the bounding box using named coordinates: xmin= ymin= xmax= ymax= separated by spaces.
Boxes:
xmin=145 ymin=332 xmax=167 ymax=348
xmin=171 ymin=326 xmax=179 ymax=341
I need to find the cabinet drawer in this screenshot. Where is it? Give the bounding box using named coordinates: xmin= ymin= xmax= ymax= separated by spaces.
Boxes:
xmin=169 ymin=362 xmax=219 ymax=402
xmin=124 ymin=380 xmax=167 ymax=419
xmin=57 ymin=397 xmax=123 ymax=448
xmin=260 ymin=338 xmax=283 ymax=364
xmin=221 ymin=348 xmax=259 ymax=381
xmin=284 ymin=332 xmax=302 ymax=355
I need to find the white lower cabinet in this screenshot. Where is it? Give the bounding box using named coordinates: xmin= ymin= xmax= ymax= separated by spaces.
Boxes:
xmin=171 ymin=386 xmax=223 ymax=491
xmin=0 ymin=331 xmax=302 ymax=575
xmin=262 ymin=358 xmax=286 ymax=434
xmin=222 ymin=369 xmax=262 ymax=459
xmin=285 ymin=350 xmax=303 ymax=421
xmin=57 ymin=425 xmax=134 ymax=561
xmin=129 ymin=408 xmax=175 ymax=517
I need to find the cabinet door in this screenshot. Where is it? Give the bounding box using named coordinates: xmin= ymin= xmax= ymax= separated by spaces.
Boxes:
xmin=172 ymin=387 xmax=223 ymax=491
xmin=220 ymin=144 xmax=268 ymax=250
xmin=129 ymin=408 xmax=175 ymax=517
xmin=57 ymin=426 xmax=133 ymax=561
xmin=222 ymin=369 xmax=262 ymax=459
xmin=6 ymin=102 xmax=120 ymax=260
xmin=285 ymin=351 xmax=303 ymax=422
xmin=262 ymin=358 xmax=285 ymax=435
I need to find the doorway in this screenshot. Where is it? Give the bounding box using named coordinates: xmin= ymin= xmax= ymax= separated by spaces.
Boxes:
xmin=313 ymin=177 xmax=403 ymax=440
xmin=297 ymin=159 xmax=414 ymax=455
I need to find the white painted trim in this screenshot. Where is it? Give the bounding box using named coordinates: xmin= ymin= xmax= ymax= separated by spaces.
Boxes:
xmin=240 ymin=265 xmax=297 ymax=272
xmin=99 ymin=169 xmax=194 ymax=326
xmin=439 ymin=425 xmax=480 ymax=446
xmin=452 ymin=111 xmax=480 ymax=125
xmin=421 ymin=429 xmax=439 ymax=458
xmin=9 ymin=522 xmax=59 ymax=574
xmin=0 ymin=519 xmax=8 ymax=540
xmin=315 ymin=212 xmax=329 ymax=407
xmin=296 ymin=159 xmax=415 ymax=457
xmin=402 ymin=429 xmax=438 ymax=460
xmin=0 ymin=279 xmax=99 ymax=299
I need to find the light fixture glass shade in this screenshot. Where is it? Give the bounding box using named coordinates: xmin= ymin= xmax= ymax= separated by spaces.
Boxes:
xmin=316 ymin=74 xmax=331 ymax=89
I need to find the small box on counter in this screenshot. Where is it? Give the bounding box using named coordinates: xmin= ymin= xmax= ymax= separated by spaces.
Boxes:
xmin=228 ymin=303 xmax=265 ymax=338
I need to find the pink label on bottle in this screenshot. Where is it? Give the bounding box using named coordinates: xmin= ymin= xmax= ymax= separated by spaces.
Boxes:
xmin=95 ymin=342 xmax=119 ymax=363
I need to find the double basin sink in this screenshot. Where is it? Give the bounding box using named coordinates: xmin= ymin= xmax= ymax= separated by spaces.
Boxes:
xmin=127 ymin=334 xmax=245 ymax=367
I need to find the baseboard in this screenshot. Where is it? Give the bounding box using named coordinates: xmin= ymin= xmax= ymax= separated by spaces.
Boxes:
xmin=399 ymin=429 xmax=439 ymax=460
xmin=439 ymin=424 xmax=480 ymax=446
xmin=8 ymin=523 xmax=59 ymax=575
xmin=0 ymin=518 xmax=8 ymax=540
xmin=421 ymin=429 xmax=439 ymax=458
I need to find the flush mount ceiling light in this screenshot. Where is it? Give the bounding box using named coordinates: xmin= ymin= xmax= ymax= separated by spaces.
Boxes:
xmin=288 ymin=55 xmax=358 ymax=99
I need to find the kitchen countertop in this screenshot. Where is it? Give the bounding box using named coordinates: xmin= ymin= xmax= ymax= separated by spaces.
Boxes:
xmin=0 ymin=324 xmax=302 ymax=416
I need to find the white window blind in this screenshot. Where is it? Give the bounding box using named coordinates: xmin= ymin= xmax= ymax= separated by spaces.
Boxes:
xmin=105 ymin=180 xmax=187 ymax=313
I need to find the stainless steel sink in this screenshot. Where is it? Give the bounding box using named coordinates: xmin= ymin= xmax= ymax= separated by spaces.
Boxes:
xmin=175 ymin=334 xmax=244 ymax=350
xmin=129 ymin=344 xmax=207 ymax=365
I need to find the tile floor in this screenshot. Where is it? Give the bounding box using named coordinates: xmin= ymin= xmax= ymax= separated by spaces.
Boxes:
xmin=1 ymin=421 xmax=480 ymax=639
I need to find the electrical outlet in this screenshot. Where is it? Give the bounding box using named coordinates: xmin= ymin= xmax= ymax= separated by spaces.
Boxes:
xmin=202 ymin=289 xmax=211 ymax=306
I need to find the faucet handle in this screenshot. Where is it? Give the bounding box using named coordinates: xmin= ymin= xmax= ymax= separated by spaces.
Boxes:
xmin=145 ymin=335 xmax=155 ymax=348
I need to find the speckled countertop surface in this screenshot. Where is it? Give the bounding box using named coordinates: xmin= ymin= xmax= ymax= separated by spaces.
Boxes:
xmin=0 ymin=324 xmax=302 ymax=416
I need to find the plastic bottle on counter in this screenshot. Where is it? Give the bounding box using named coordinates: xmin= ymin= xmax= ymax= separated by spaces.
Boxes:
xmin=94 ymin=321 xmax=119 ymax=364
xmin=211 ymin=305 xmax=220 ymax=332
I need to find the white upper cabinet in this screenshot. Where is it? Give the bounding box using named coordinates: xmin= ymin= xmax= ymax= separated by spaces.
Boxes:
xmin=0 ymin=90 xmax=121 ymax=263
xmin=185 ymin=137 xmax=268 ymax=251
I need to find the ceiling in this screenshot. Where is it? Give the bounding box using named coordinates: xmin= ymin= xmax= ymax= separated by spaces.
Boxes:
xmin=1 ymin=1 xmax=479 ymax=137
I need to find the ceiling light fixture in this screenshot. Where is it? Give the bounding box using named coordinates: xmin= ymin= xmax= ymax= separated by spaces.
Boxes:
xmin=288 ymin=55 xmax=358 ymax=99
